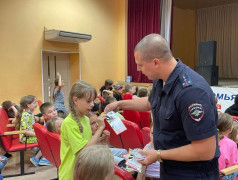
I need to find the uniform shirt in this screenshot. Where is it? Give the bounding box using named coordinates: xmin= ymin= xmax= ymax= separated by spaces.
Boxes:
xmin=20 ymin=111 xmax=37 ymax=143
xmin=149 ymin=59 xmax=219 ymax=178
xmin=218 ymin=136 xmax=238 ymax=171
xmin=59 ymin=113 xmax=92 ymax=180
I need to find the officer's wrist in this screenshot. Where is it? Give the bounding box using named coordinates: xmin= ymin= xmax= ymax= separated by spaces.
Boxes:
xmin=157 ymin=149 xmax=163 ymax=162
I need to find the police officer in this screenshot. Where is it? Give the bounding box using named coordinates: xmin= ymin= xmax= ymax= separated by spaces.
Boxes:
xmin=104 ymin=34 xmax=219 ymax=179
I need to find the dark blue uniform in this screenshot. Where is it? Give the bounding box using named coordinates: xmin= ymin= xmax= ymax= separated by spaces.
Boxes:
xmin=149 ymin=59 xmax=220 ymax=179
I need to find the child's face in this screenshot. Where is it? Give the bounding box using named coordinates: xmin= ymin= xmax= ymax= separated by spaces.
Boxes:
xmin=55 ymin=118 xmax=63 ymax=134
xmin=43 ymin=106 xmax=58 ymax=121
xmin=27 ymin=99 xmax=38 ymax=111
xmin=106 ymin=84 xmax=112 ymax=89
xmin=90 ymin=115 xmax=98 ymax=135
xmin=117 ymin=88 xmax=123 ymax=94
xmin=74 ymin=96 xmax=94 ymax=116
xmin=129 ymin=88 xmax=134 ymax=94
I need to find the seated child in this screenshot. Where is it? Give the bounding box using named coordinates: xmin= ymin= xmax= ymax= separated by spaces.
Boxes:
xmin=2 ymin=100 xmax=18 ymax=118
xmin=137 ymin=87 xmax=148 ymax=98
xmin=137 ymin=121 xmax=160 ymax=180
xmin=88 ymin=112 xmax=127 ymax=164
xmin=113 ymin=84 xmax=123 ymax=101
xmin=47 ymin=117 xmax=63 ymax=134
xmin=123 ymin=84 xmax=136 ymax=100
xmin=40 ymin=102 xmax=58 ymax=124
xmin=101 ymin=96 xmax=125 ymax=120
xmin=0 ymin=155 xmax=7 ymax=174
xmin=16 ymin=95 xmax=51 ymax=166
xmin=73 ymin=144 xmax=114 ymax=180
xmin=99 ymin=79 xmax=113 ymax=96
xmin=218 ymin=113 xmax=238 ymax=179
xmin=228 ymin=121 xmax=238 ymax=144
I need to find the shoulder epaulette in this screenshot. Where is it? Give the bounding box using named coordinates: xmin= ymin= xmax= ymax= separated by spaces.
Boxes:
xmin=179 ymin=73 xmax=192 ymax=88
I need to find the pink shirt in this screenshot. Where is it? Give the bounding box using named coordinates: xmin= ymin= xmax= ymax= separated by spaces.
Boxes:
xmin=218 ymin=136 xmax=238 ymax=172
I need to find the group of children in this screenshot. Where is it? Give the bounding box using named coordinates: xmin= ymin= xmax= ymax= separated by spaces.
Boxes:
xmin=6 ymin=77 xmax=238 ymax=180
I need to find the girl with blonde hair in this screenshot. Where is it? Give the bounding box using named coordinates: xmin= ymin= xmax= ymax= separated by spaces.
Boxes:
xmin=73 ymin=144 xmax=114 ymax=180
xmin=59 ymin=81 xmax=107 ymax=180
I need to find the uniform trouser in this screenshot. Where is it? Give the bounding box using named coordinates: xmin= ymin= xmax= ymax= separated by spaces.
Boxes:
xmin=160 ymin=158 xmax=219 ymax=180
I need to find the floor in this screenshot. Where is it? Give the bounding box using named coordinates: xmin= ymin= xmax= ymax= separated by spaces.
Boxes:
xmin=2 ymin=149 xmax=121 ymax=180
xmin=2 ymin=150 xmax=57 ymax=180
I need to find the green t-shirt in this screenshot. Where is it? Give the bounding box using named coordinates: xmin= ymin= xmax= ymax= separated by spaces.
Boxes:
xmin=59 ymin=113 xmax=92 ymax=180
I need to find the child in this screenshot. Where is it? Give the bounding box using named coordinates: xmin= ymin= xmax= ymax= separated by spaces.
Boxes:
xmin=113 ymin=84 xmax=123 ymax=101
xmin=123 ymin=84 xmax=135 ymax=100
xmin=217 ymin=113 xmax=238 ymax=179
xmin=0 ymin=155 xmax=7 ymax=174
xmin=73 ymin=144 xmax=114 ymax=180
xmin=15 ymin=95 xmax=50 ymax=166
xmin=59 ymin=81 xmax=107 ymax=180
xmin=2 ymin=100 xmax=18 ymax=118
xmin=100 ymin=79 xmax=113 ymax=96
xmin=39 ymin=102 xmax=58 ymax=124
xmin=137 ymin=87 xmax=148 ymax=98
xmin=137 ymin=121 xmax=160 ymax=180
xmin=88 ymin=112 xmax=127 ymax=164
xmin=229 ymin=121 xmax=238 ymax=144
xmin=46 ymin=117 xmax=63 ymax=134
xmin=53 ymin=72 xmax=67 ymax=117
xmin=101 ymin=96 xmax=125 ymax=120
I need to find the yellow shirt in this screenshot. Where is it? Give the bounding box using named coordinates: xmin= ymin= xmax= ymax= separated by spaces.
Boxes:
xmin=59 ymin=113 xmax=92 ymax=180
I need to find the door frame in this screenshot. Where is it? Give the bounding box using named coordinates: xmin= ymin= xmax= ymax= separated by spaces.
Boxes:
xmin=41 ymin=49 xmax=81 ymax=103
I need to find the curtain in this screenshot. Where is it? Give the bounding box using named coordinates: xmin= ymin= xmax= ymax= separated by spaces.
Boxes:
xmin=160 ymin=0 xmax=173 ymax=44
xmin=196 ymin=3 xmax=238 ymax=78
xmin=127 ymin=0 xmax=160 ymax=83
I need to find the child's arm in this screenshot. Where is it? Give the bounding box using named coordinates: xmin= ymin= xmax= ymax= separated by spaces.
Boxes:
xmin=10 ymin=105 xmax=18 ymax=117
xmin=23 ymin=130 xmax=36 ymax=137
xmin=100 ymin=130 xmax=110 ymax=144
xmin=56 ymin=72 xmax=62 ymax=92
xmin=86 ymin=114 xmax=107 ymax=147
xmin=103 ymin=90 xmax=113 ymax=97
xmin=136 ymin=165 xmax=146 ymax=180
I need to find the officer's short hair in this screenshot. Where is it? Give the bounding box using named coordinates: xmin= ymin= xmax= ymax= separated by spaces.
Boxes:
xmin=134 ymin=34 xmax=173 ymax=62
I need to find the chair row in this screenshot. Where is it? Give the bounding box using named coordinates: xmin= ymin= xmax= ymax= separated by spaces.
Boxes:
xmin=122 ymin=110 xmax=151 ymax=129
xmin=0 ymin=108 xmax=38 ymax=178
xmin=104 ymin=118 xmax=151 ymax=150
xmin=33 ymin=123 xmax=134 ymax=180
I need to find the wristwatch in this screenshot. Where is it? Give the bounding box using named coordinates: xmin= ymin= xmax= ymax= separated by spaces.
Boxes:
xmin=157 ymin=150 xmax=163 ymax=162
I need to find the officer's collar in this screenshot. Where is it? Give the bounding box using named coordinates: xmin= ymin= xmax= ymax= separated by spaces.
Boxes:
xmin=162 ymin=59 xmax=183 ymax=95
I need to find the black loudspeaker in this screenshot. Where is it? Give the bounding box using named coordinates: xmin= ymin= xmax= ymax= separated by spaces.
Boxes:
xmin=199 ymin=41 xmax=217 ymax=66
xmin=194 ymin=66 xmax=219 ymax=86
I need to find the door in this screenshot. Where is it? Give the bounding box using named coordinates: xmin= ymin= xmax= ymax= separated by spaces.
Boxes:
xmin=42 ymin=53 xmax=71 ymax=111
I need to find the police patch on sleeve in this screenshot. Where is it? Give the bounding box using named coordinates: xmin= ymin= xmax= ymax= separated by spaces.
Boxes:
xmin=188 ymin=103 xmax=204 ymax=122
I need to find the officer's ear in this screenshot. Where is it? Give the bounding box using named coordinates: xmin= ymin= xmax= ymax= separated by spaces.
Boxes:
xmin=152 ymin=58 xmax=160 ymax=68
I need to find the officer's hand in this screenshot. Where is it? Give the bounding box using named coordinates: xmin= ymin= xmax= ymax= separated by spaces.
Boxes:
xmin=104 ymin=101 xmax=119 ymax=114
xmin=137 ymin=149 xmax=158 ymax=166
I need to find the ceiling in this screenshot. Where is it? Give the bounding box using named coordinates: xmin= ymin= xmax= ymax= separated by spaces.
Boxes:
xmin=173 ymin=0 xmax=238 ymax=9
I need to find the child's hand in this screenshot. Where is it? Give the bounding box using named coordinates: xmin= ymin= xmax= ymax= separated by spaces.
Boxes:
xmin=0 ymin=157 xmax=5 ymax=162
xmin=100 ymin=130 xmax=110 ymax=144
xmin=56 ymin=72 xmax=61 ymax=77
xmin=97 ymin=114 xmax=107 ymax=129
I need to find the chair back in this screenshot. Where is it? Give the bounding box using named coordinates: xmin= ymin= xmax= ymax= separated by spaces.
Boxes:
xmin=104 ymin=119 xmax=123 ymax=148
xmin=232 ymin=116 xmax=238 ymax=122
xmin=123 ymin=110 xmax=142 ymax=129
xmin=47 ymin=132 xmax=61 ymax=168
xmin=120 ymin=119 xmax=143 ymax=150
xmin=139 ymin=111 xmax=151 ymax=128
xmin=33 ymin=123 xmax=56 ymax=166
xmin=114 ymin=166 xmax=134 ymax=180
xmin=141 ymin=127 xmax=151 ymax=145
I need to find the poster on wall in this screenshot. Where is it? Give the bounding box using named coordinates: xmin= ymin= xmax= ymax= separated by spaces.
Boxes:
xmin=211 ymin=86 xmax=238 ymax=113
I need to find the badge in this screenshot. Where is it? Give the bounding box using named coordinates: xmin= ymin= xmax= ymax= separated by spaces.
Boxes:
xmin=188 ymin=103 xmax=204 ymax=122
